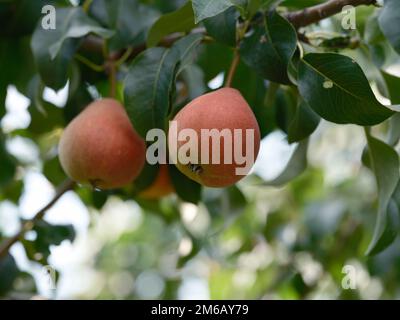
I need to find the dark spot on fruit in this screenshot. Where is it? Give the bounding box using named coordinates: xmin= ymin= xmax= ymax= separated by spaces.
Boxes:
xmin=188 ymin=163 xmax=203 ymax=175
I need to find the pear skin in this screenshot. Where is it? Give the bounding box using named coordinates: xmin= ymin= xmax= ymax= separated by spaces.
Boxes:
xmin=168 ymin=88 xmax=260 ymax=187
xmin=59 ymin=99 xmax=146 ymax=190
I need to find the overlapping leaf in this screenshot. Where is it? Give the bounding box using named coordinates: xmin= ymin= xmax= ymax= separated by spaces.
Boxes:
xmin=147 ymin=1 xmax=195 ymax=48
xmin=192 ymin=0 xmax=236 ymax=23
xmin=378 ymin=0 xmax=400 ymax=54
xmin=240 ymin=10 xmax=297 ymax=84
xmin=0 ymin=134 xmax=16 ymax=188
xmin=169 ymin=164 xmax=202 ymax=204
xmin=31 ymin=8 xmax=112 ymax=90
xmin=204 ymin=7 xmax=237 ymax=47
xmin=124 ymin=34 xmax=203 ymax=138
xmin=262 ymin=139 xmax=309 ymax=186
xmin=365 ymin=133 xmax=400 ymax=256
xmin=90 ymin=0 xmax=159 ymax=50
xmin=298 ymin=53 xmax=394 ymax=125
xmin=288 ymin=100 xmax=320 ymax=143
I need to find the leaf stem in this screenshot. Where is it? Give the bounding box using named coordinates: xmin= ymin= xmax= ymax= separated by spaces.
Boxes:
xmin=75 ymin=54 xmax=105 ymax=72
xmin=115 ymin=47 xmax=133 ymax=68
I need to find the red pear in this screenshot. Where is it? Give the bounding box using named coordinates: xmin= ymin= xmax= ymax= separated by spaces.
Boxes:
xmin=59 ymin=98 xmax=146 ymax=190
xmin=168 ymin=88 xmax=260 ymax=188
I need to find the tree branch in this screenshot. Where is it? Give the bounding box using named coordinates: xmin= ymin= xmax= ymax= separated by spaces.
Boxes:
xmin=286 ymin=0 xmax=377 ymax=28
xmin=0 ymin=179 xmax=76 ymax=261
xmin=79 ymin=0 xmax=376 ymax=63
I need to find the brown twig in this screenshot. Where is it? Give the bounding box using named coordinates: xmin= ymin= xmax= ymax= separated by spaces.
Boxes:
xmin=80 ymin=28 xmax=207 ymax=65
xmin=108 ymin=61 xmax=117 ymax=98
xmin=78 ymin=0 xmax=377 ymax=65
xmin=286 ymin=0 xmax=377 ymax=28
xmin=0 ymin=179 xmax=76 ymax=261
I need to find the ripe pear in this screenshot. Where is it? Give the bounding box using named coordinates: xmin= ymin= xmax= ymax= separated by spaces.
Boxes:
xmin=59 ymin=98 xmax=146 ymax=190
xmin=138 ymin=164 xmax=175 ymax=199
xmin=168 ymin=88 xmax=260 ymax=188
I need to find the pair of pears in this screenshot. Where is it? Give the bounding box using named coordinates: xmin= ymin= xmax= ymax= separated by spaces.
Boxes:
xmin=59 ymin=88 xmax=261 ymax=194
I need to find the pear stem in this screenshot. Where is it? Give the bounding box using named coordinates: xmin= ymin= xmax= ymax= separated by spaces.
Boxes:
xmin=109 ymin=61 xmax=117 ymax=98
xmin=224 ymin=49 xmax=240 ymax=88
xmin=224 ymin=19 xmax=251 ymax=88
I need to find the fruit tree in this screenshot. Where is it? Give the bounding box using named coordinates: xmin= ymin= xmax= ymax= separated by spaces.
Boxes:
xmin=1 ymin=0 xmax=400 ymax=299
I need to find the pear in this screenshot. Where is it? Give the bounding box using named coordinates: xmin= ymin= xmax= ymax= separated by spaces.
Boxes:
xmin=59 ymin=98 xmax=146 ymax=190
xmin=168 ymin=88 xmax=260 ymax=187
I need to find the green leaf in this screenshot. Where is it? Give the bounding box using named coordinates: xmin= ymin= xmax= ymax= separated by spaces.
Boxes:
xmin=92 ymin=190 xmax=110 ymax=210
xmin=231 ymin=61 xmax=271 ymax=138
xmin=262 ymin=139 xmax=308 ymax=186
xmin=197 ymin=42 xmax=234 ymax=82
xmin=240 ymin=11 xmax=297 ymax=84
xmin=181 ymin=65 xmax=207 ymax=100
xmin=147 ymin=1 xmax=195 ymax=48
xmin=382 ymin=71 xmax=400 ymax=104
xmin=384 ymin=72 xmax=400 ymax=146
xmin=204 ymin=185 xmax=246 ymax=217
xmin=172 ymin=33 xmax=204 ymax=73
xmin=31 ymin=8 xmax=80 ymax=90
xmin=246 ymin=0 xmax=283 ymax=17
xmin=0 ymin=254 xmax=19 ymax=296
xmin=132 ymin=163 xmax=160 ymax=193
xmin=365 ymin=133 xmax=400 ymax=256
xmin=236 ymin=0 xmax=283 ymax=17
xmin=29 ymin=100 xmax=65 ymax=136
xmin=0 ymin=134 xmax=16 ymax=188
xmin=298 ymin=53 xmax=394 ymax=126
xmin=34 ymin=221 xmax=76 ymax=245
xmin=169 ymin=164 xmax=202 ymax=203
xmin=288 ymin=100 xmax=320 ymax=143
xmin=0 ymin=85 xmax=6 ymax=120
xmin=378 ymin=0 xmax=400 ymax=54
xmin=364 ymin=12 xmax=385 ymax=45
xmin=192 ymin=0 xmax=235 ymax=23
xmin=90 ymin=0 xmax=159 ymax=51
xmin=48 ymin=8 xmax=113 ymax=59
xmin=0 ymin=180 xmax=23 ymax=204
xmin=43 ymin=156 xmax=67 ymax=186
xmin=124 ymin=47 xmax=179 ymax=137
xmin=0 ymin=37 xmax=36 ymax=94
xmin=274 ymin=86 xmax=297 ymax=134
xmin=204 ymin=7 xmax=237 ymax=47
xmin=387 ymin=113 xmax=400 ymax=147
xmin=124 ymin=34 xmax=203 ymax=137
xmin=23 ymin=221 xmax=76 ymax=264
xmin=0 ymin=0 xmax=62 ymax=37
xmin=63 ymin=84 xmax=92 ymax=124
